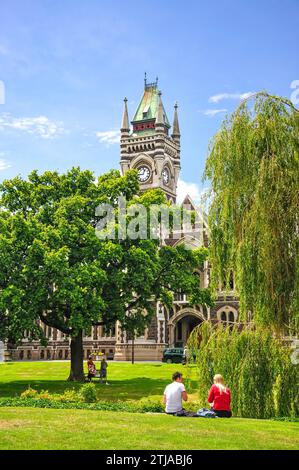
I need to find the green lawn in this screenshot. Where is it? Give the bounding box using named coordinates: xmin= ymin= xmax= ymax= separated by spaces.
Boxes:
xmin=0 ymin=361 xmax=198 ymax=401
xmin=0 ymin=361 xmax=298 ymax=450
xmin=0 ymin=407 xmax=298 ymax=450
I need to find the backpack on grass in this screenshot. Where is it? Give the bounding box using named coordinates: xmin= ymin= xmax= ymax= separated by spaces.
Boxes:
xmin=196 ymin=407 xmax=218 ymax=418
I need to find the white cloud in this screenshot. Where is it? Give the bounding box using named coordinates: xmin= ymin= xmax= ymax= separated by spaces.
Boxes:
xmin=203 ymin=108 xmax=227 ymax=117
xmin=0 ymin=157 xmax=11 ymax=171
xmin=96 ymin=130 xmax=120 ymax=145
xmin=177 ymin=179 xmax=209 ymax=205
xmin=0 ymin=114 xmax=65 ymax=139
xmin=209 ymin=91 xmax=256 ymax=103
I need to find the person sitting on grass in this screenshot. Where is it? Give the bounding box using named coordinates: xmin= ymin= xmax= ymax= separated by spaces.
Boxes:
xmin=100 ymin=356 xmax=109 ymax=385
xmin=87 ymin=355 xmax=97 ymax=382
xmin=208 ymin=374 xmax=232 ymax=418
xmin=163 ymin=372 xmax=188 ymax=414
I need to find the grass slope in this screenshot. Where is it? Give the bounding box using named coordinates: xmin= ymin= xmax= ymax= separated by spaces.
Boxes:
xmin=0 ymin=361 xmax=298 ymax=450
xmin=0 ymin=407 xmax=298 ymax=450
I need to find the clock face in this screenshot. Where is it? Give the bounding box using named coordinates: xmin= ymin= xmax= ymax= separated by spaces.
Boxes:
xmin=137 ymin=165 xmax=151 ymax=183
xmin=162 ymin=168 xmax=170 ymax=185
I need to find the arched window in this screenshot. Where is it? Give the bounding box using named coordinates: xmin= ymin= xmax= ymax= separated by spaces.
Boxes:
xmin=221 ymin=271 xmax=235 ymax=291
xmin=229 ymin=311 xmax=235 ymax=323
xmin=221 ymin=312 xmax=226 ymax=322
xmin=217 ymin=308 xmax=237 ymax=325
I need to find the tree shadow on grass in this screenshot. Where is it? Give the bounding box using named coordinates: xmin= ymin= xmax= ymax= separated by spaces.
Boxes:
xmin=0 ymin=376 xmax=198 ymax=401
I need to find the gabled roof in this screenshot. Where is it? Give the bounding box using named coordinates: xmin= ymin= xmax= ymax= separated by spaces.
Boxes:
xmin=132 ymin=83 xmax=170 ymax=128
xmin=181 ymin=194 xmax=197 ymax=211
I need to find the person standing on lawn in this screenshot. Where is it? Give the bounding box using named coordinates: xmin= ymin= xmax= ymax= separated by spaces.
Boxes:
xmin=87 ymin=355 xmax=97 ymax=382
xmin=208 ymin=374 xmax=232 ymax=418
xmin=100 ymin=356 xmax=109 ymax=385
xmin=163 ymin=372 xmax=188 ymax=414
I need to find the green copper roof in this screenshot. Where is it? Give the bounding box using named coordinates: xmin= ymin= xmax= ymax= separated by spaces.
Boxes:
xmin=132 ymin=85 xmax=170 ymax=127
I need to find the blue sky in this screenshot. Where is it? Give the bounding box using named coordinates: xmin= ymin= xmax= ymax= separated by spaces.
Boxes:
xmin=0 ymin=0 xmax=298 ymax=201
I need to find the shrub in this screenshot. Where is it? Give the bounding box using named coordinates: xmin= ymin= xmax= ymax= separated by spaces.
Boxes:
xmin=188 ymin=322 xmax=299 ymax=419
xmin=136 ymin=397 xmax=164 ymax=413
xmin=184 ymin=401 xmax=201 ymax=412
xmin=79 ymin=383 xmax=97 ymax=403
xmin=20 ymin=387 xmax=39 ymax=399
xmin=38 ymin=390 xmax=51 ymax=400
xmin=0 ymin=398 xmax=153 ymax=413
xmin=56 ymin=389 xmax=78 ymax=403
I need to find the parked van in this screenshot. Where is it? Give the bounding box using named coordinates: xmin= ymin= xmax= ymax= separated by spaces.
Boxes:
xmin=162 ymin=347 xmax=184 ymax=364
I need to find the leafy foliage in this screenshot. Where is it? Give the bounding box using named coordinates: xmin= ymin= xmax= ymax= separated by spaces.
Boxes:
xmin=188 ymin=322 xmax=299 ymax=419
xmin=20 ymin=387 xmax=39 ymax=400
xmin=0 ymin=167 xmax=212 ymax=379
xmin=204 ymin=93 xmax=299 ymax=332
xmin=79 ymin=383 xmax=97 ymax=403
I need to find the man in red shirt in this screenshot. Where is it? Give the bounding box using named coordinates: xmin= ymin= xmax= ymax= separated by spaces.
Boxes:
xmin=208 ymin=374 xmax=232 ymax=418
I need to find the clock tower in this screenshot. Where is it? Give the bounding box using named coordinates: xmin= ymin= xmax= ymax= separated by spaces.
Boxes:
xmin=120 ymin=76 xmax=181 ymax=203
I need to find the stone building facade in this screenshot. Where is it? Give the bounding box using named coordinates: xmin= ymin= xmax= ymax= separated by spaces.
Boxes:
xmin=7 ymin=77 xmax=239 ymax=362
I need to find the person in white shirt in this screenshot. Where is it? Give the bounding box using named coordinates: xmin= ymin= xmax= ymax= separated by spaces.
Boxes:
xmin=163 ymin=372 xmax=188 ymax=414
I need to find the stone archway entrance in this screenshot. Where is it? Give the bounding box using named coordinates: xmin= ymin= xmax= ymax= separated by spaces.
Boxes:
xmin=168 ymin=309 xmax=205 ymax=348
xmin=174 ymin=315 xmax=201 ymax=347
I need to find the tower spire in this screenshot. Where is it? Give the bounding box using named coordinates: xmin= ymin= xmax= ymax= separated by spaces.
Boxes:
xmin=172 ymin=102 xmax=180 ymax=141
xmin=155 ymin=91 xmax=165 ymax=132
xmin=121 ymin=97 xmax=130 ymax=133
xmin=120 ymin=78 xmax=180 ymax=203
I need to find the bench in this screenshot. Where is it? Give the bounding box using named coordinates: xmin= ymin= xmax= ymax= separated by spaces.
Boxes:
xmin=84 ymin=372 xmax=101 ymax=382
xmin=84 ymin=371 xmax=107 ymax=382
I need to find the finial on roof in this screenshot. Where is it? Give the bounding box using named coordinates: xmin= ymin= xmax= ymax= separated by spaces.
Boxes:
xmin=144 ymin=73 xmax=159 ymax=89
xmin=156 ymin=90 xmax=165 ymax=128
xmin=121 ymin=96 xmax=130 ymax=132
xmin=172 ymin=101 xmax=180 ymax=139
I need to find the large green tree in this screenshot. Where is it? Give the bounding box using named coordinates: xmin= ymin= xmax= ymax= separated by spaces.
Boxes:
xmin=0 ymin=167 xmax=212 ymax=380
xmin=204 ymin=93 xmax=299 ymax=333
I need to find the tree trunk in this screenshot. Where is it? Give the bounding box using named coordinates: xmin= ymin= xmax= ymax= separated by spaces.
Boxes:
xmin=131 ymin=335 xmax=135 ymax=364
xmin=68 ymin=330 xmax=85 ymax=382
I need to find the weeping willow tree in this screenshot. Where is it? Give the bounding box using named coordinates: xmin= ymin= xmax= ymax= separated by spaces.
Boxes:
xmin=204 ymin=93 xmax=299 ymax=333
xmin=187 ymin=322 xmax=298 ymax=419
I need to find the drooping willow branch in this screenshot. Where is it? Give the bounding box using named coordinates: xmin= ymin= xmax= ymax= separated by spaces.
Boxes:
xmin=236 ymin=91 xmax=299 ymax=114
xmin=204 ymin=92 xmax=299 ymax=334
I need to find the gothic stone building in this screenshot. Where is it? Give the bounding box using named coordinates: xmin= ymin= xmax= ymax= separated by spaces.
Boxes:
xmin=8 ymin=78 xmax=239 ymax=362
